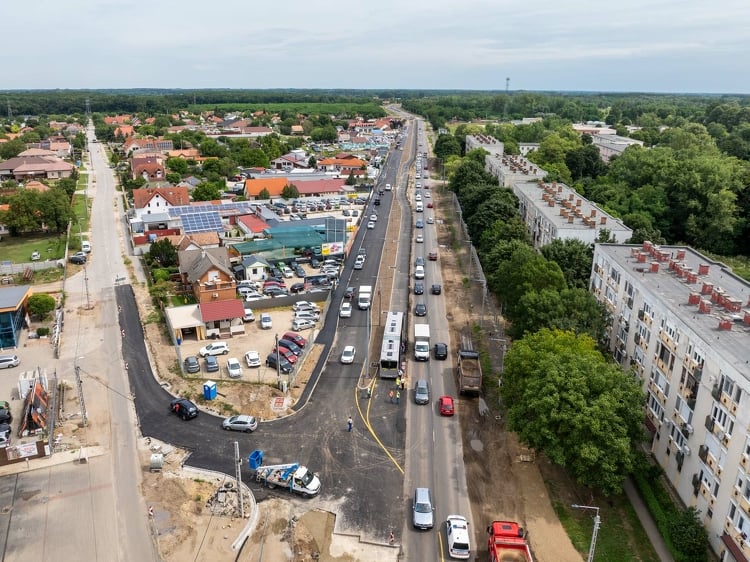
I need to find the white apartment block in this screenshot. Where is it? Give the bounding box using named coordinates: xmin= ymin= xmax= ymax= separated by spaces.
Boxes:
xmin=465 ymin=134 xmax=504 ymax=154
xmin=465 ymin=134 xmax=546 ymax=188
xmin=591 ymin=134 xmax=644 ymax=162
xmin=513 ymin=181 xmax=632 ymax=249
xmin=592 ymin=241 xmax=750 ymax=561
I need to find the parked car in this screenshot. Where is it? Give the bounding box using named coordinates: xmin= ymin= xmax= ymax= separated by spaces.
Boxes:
xmin=412 ymin=487 xmax=435 ymax=529
xmin=260 ymin=313 xmax=272 ymax=329
xmin=340 ymin=345 xmax=356 ymax=364
xmin=244 ymin=350 xmax=261 ymax=368
xmin=204 ymin=355 xmax=220 ymax=372
xmin=266 ymin=353 xmax=293 ymax=373
xmin=415 ymin=256 xmax=425 ymax=267
xmin=439 ymin=395 xmax=455 ymax=416
xmin=30 ymin=251 xmax=41 ymax=261
xmin=170 ymin=398 xmax=198 ymax=420
xmin=272 ymin=346 xmax=297 ymax=364
xmin=294 ymin=311 xmax=320 ymax=323
xmin=183 ymin=355 xmax=200 ymax=373
xmin=0 ymin=355 xmax=20 ymax=369
xmin=280 ymin=266 xmax=294 ymax=278
xmin=434 ymin=342 xmax=448 ymax=360
xmin=429 ymin=250 xmax=438 ymax=261
xmin=283 ymin=332 xmax=307 ymax=348
xmin=290 ymin=282 xmax=306 ymax=294
xmin=278 ymin=339 xmax=302 ymax=356
xmin=294 ymin=266 xmax=306 ymax=278
xmin=243 ymin=307 xmax=255 ymax=322
xmin=0 ymin=408 xmax=12 ymax=424
xmin=69 ymin=253 xmax=87 ymax=265
xmin=292 ymin=318 xmax=315 ymax=331
xmin=264 ymin=286 xmax=289 ymax=297
xmin=227 ymin=357 xmax=243 ymax=378
xmin=222 ymin=414 xmax=258 ymax=433
xmin=340 ymin=301 xmax=352 ymax=318
xmin=293 ymin=301 xmax=320 ymax=313
xmin=199 ymin=342 xmax=229 ymax=357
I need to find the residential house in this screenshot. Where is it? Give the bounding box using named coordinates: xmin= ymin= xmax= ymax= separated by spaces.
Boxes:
xmin=123 ymin=137 xmax=175 ymax=155
xmin=104 ymin=115 xmax=132 ymax=126
xmin=131 ymin=155 xmax=166 ymax=182
xmin=167 ymin=148 xmax=201 ymax=160
xmin=316 ymin=157 xmax=366 ymax=174
xmin=199 ymin=300 xmax=246 ymax=339
xmin=178 ymin=247 xmax=236 ymax=304
xmin=270 ymin=152 xmax=309 ymax=171
xmin=158 ymin=233 xmax=221 ymax=251
xmin=291 ymin=125 xmax=304 ymax=135
xmin=132 ymin=186 xmax=190 ymax=220
xmin=291 ymin=178 xmax=345 ymax=198
xmin=0 ymin=155 xmax=75 ymax=181
xmin=114 ymin=125 xmax=136 ymax=139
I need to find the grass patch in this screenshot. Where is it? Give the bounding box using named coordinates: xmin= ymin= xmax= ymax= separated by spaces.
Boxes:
xmin=0 ymin=233 xmax=67 ymax=262
xmin=72 ymin=194 xmax=90 ymax=233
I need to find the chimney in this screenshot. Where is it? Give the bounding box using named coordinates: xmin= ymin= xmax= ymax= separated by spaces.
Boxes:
xmin=576 ymin=198 xmax=582 ymax=207
xmin=677 ymin=249 xmax=686 ymax=260
xmin=698 ymin=263 xmax=710 ymax=275
xmin=650 ymin=262 xmax=660 ymax=273
xmin=688 ymin=292 xmax=701 ymax=305
xmin=718 ymin=318 xmax=733 ymax=331
xmin=668 ymin=259 xmax=677 ymax=271
xmin=725 ymin=297 xmax=742 ymax=313
xmin=637 ymin=252 xmax=647 ymax=263
xmin=699 ymin=299 xmax=712 ymax=314
xmin=590 ymin=209 xmax=597 ymax=218
xmin=643 ymin=240 xmax=653 ymax=252
xmin=569 ymin=193 xmax=574 ymax=201
xmin=568 ymin=215 xmax=575 ymax=223
xmin=744 ymin=311 xmax=750 ymax=326
xmin=686 ymin=271 xmax=698 ymax=284
xmin=701 ymin=281 xmax=713 ymax=295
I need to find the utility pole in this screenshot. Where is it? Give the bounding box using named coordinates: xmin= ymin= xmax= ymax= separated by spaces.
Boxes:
xmin=503 ymin=77 xmax=510 ymax=122
xmin=74 ymin=364 xmax=88 ymax=427
xmin=234 ymin=442 xmax=244 ymax=518
xmin=572 ymin=504 xmax=601 ymax=562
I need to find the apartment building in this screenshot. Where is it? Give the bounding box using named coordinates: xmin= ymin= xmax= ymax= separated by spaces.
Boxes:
xmin=590 ymin=134 xmax=644 ymax=162
xmin=514 ymin=181 xmax=632 ymax=249
xmin=592 ymin=241 xmax=750 ymax=561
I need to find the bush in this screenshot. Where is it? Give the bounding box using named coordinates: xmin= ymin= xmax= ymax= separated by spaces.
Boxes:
xmin=36 ymin=327 xmax=50 ymax=337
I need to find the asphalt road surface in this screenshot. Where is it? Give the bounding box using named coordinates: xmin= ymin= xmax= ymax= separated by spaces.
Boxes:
xmin=121 ymin=132 xmax=416 ymax=543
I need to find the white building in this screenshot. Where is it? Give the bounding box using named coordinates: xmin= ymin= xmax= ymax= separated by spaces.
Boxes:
xmin=591 ymin=134 xmax=644 ymax=162
xmin=465 ymin=134 xmax=504 ymax=154
xmin=513 ymin=181 xmax=632 ymax=249
xmin=592 ymin=241 xmax=750 ymax=561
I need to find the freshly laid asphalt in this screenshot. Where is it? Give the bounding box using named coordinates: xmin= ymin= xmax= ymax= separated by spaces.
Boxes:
xmin=118 ymin=147 xmax=412 ymax=542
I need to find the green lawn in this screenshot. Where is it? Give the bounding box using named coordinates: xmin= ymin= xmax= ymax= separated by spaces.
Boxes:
xmin=0 ymin=233 xmax=68 ymax=263
xmin=72 ymin=193 xmax=90 ymax=233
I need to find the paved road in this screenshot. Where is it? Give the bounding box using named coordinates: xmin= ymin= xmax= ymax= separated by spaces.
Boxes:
xmin=121 ymin=138 xmax=416 ymax=543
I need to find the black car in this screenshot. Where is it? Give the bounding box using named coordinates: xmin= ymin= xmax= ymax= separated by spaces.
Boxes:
xmin=290 ymin=282 xmax=306 ymax=294
xmin=69 ymin=253 xmax=87 ymax=265
xmin=310 ymin=258 xmax=320 ymax=268
xmin=431 ymin=284 xmax=442 ymax=295
xmin=170 ymin=398 xmax=199 ymax=420
xmin=414 ymin=282 xmax=424 ymax=295
xmin=415 ymin=303 xmax=427 ymax=317
xmin=264 ymin=286 xmax=289 ymax=297
xmin=278 ymin=338 xmax=302 ymax=356
xmin=374 ymin=198 xmax=381 ymax=206
xmin=434 ymin=342 xmax=448 ymax=360
xmin=0 ymin=408 xmax=12 ymax=424
xmin=344 ymin=286 xmax=356 ymax=300
xmin=294 ymin=266 xmax=306 ymax=278
xmin=266 ymin=353 xmax=293 ymax=373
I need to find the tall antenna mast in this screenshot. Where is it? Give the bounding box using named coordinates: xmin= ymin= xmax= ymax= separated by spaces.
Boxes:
xmin=502 ymin=77 xmax=510 ymax=122
xmin=7 ymin=99 xmax=12 ymax=120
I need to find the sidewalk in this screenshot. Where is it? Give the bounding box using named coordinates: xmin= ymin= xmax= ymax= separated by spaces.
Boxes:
xmin=623 ymin=477 xmax=675 ymax=562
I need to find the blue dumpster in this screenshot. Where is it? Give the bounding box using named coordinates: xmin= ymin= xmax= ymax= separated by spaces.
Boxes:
xmin=249 ymin=450 xmax=264 ymax=470
xmin=203 ymin=380 xmax=217 ymax=400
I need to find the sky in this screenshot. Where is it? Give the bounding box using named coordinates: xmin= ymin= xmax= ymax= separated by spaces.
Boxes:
xmin=3 ymin=0 xmax=750 ymax=93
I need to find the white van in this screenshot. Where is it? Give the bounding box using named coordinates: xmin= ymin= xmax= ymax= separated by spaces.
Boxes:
xmin=416 ymin=202 xmax=423 ymax=213
xmin=385 ymin=183 xmax=392 ymax=191
xmin=81 ymin=241 xmax=91 ymax=253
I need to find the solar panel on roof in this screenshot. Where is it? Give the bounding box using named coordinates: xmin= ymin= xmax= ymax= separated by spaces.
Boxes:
xmin=180 ymin=211 xmax=223 ymax=233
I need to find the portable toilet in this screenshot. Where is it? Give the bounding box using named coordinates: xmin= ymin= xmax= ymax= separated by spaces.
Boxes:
xmin=203 ymin=380 xmax=217 ymax=400
xmin=249 ymin=450 xmax=264 ymax=470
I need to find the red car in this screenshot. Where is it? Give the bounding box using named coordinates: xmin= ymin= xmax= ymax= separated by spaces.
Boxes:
xmin=283 ymin=331 xmax=307 ymax=348
xmin=428 ymin=251 xmax=438 ymax=261
xmin=427 ymin=202 xmax=433 ymax=208
xmin=272 ymin=347 xmax=297 ymax=364
xmin=439 ymin=395 xmax=455 ymax=416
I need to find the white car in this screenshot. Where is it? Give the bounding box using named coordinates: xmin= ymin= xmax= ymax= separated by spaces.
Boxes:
xmin=445 ymin=515 xmax=471 ymax=559
xmin=260 ymin=313 xmax=272 ymax=329
xmin=415 ymin=194 xmax=422 ymax=202
xmin=243 ymin=308 xmax=255 ymax=322
xmin=367 ymin=221 xmax=375 ymax=230
xmin=292 ymin=318 xmax=316 ymax=331
xmin=426 ymin=216 xmax=434 ymax=224
xmin=30 ymin=251 xmax=41 ymax=261
xmin=369 ymin=214 xmax=378 ymax=222
xmin=199 ymin=342 xmax=229 ymax=357
xmin=424 ymin=191 xmax=431 ymax=198
xmin=227 ymin=357 xmax=243 ymax=379
xmin=416 ymin=233 xmax=424 ymax=243
xmin=340 ymin=345 xmax=356 ymax=364
xmin=295 ymin=310 xmax=320 ymax=322
xmin=293 ymin=301 xmax=320 ymax=313
xmin=244 ymin=350 xmax=261 ymax=368
xmin=340 ymin=302 xmax=352 ymax=318
xmin=280 ymin=266 xmax=294 ymax=278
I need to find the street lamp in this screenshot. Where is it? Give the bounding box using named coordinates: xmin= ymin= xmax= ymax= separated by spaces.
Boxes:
xmin=571 ymin=504 xmax=601 ymax=562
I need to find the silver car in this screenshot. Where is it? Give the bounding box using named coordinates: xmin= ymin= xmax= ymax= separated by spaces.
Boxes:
xmin=412 ymin=487 xmax=435 ymax=529
xmin=221 ymin=414 xmax=258 ymax=433
xmin=0 ymin=355 xmax=20 ymax=369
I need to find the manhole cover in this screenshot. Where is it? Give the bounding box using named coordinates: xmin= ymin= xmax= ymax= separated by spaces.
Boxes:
xmin=470 ymin=439 xmax=484 ymax=452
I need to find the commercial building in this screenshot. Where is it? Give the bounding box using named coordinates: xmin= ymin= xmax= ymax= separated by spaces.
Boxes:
xmin=592 ymin=241 xmax=750 ymax=561
xmin=513 ymin=181 xmax=632 ymax=249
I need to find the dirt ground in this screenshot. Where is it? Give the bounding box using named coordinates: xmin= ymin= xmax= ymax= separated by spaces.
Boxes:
xmin=128 ymin=173 xmax=582 ymax=562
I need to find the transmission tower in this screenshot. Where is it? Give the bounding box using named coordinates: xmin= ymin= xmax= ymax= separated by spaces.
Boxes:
xmin=502 ymin=77 xmax=510 ymax=122
xmin=7 ymin=99 xmax=12 ymax=120
xmin=85 ymin=98 xmax=91 ymax=117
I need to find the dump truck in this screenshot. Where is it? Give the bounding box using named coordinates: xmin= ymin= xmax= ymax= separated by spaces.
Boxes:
xmin=487 ymin=520 xmax=533 ymax=562
xmin=248 ymin=450 xmax=321 ymax=497
xmin=414 ymin=324 xmax=430 ymax=361
xmin=358 ymin=285 xmax=372 ymax=310
xmin=457 ymin=336 xmax=482 ymax=395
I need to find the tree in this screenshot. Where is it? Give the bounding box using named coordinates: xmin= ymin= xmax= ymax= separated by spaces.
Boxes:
xmin=308 ymin=156 xmax=317 ymax=168
xmin=0 ymin=138 xmax=25 ymax=159
xmin=56 ymin=178 xmax=77 ymax=198
xmin=282 ymin=184 xmax=300 ymax=199
xmin=434 ymin=134 xmax=462 ymax=160
xmin=166 ymin=172 xmax=181 ymax=185
xmin=166 ymin=157 xmax=189 ymax=175
xmin=191 ymin=182 xmax=222 ymax=202
xmin=541 ymin=238 xmax=594 ymax=289
xmin=667 ymin=507 xmax=710 ymax=562
xmin=148 ymin=238 xmax=178 ymax=267
xmin=27 ymin=293 xmax=56 ymax=319
xmin=345 ymin=173 xmax=357 ymax=186
xmin=502 ymin=329 xmax=644 ymax=495
xmin=258 ymin=188 xmax=270 ymax=200
xmin=310 ymin=125 xmax=337 ymax=143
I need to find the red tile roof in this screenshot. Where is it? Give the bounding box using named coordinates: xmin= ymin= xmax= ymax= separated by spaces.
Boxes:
xmin=199 ymin=299 xmax=245 ymax=322
xmin=132 ymin=186 xmax=190 ymax=208
xmin=291 ymin=178 xmax=345 ymax=195
xmin=244 ymin=177 xmax=289 ymax=197
xmin=237 ymin=214 xmax=269 ymax=233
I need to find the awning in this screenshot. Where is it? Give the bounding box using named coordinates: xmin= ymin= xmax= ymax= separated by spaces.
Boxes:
xmin=722 ymin=531 xmax=749 ymax=562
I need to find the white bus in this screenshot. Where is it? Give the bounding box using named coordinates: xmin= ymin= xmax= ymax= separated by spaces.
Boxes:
xmin=379 ymin=311 xmax=404 ymax=379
